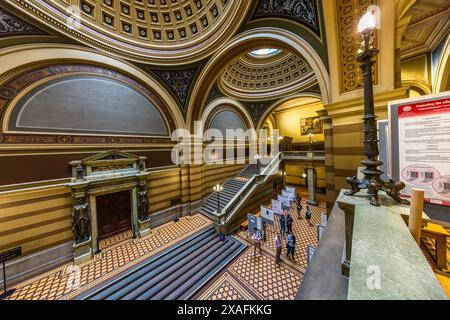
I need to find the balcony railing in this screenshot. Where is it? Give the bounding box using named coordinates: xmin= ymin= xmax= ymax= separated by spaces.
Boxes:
xmin=217 ymin=153 xmax=282 ymax=227
xmin=282 ymin=151 xmax=325 ymax=161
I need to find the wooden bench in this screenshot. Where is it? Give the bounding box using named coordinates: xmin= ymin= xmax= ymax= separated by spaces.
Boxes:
xmin=422 ymin=223 xmax=450 ymax=270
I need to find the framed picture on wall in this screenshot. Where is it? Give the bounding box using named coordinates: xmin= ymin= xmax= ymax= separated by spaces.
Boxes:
xmin=300 ymin=116 xmax=323 ymax=136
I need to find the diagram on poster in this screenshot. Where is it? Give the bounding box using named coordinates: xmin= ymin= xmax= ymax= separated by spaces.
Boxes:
xmin=395 ymin=94 xmax=450 ymax=206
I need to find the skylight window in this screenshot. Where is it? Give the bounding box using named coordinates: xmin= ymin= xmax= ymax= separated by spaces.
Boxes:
xmin=249 ymin=48 xmax=281 ymax=57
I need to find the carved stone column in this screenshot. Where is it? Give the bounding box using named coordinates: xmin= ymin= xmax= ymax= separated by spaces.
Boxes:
xmin=306 ymin=161 xmax=318 ymax=206
xmin=317 ymin=109 xmax=335 ymax=215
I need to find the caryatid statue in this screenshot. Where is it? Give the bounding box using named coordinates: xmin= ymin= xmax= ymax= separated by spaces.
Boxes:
xmin=138 ymin=185 xmax=149 ymax=221
xmin=72 ymin=197 xmax=91 ymax=244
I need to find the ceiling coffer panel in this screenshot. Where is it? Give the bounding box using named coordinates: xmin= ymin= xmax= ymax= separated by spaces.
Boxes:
xmin=218 ymin=50 xmax=317 ymax=101
xmin=7 ymin=0 xmax=251 ymax=65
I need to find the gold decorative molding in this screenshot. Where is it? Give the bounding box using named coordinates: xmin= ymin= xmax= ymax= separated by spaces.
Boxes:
xmin=0 ymin=44 xmax=186 ymax=131
xmin=6 ymin=0 xmax=251 ymax=65
xmin=399 ymin=0 xmax=450 ymax=59
xmin=187 ymin=27 xmax=331 ymax=129
xmin=217 ymin=50 xmax=317 ymax=101
xmin=325 ymin=87 xmax=409 ymax=124
xmin=336 ymin=0 xmax=379 ymax=93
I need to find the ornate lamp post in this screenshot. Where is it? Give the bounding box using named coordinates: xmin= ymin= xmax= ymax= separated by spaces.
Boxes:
xmin=345 ymin=11 xmax=409 ymax=207
xmin=213 ymin=183 xmax=223 ymax=213
xmin=254 ymin=154 xmax=262 ymax=174
xmin=308 ymin=133 xmax=314 ymax=151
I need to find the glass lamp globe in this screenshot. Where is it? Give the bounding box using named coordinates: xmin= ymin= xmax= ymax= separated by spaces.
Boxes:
xmin=358 ymin=11 xmax=376 ymax=34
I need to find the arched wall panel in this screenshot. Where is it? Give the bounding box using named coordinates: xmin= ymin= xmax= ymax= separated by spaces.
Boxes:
xmin=9 ymin=75 xmax=168 ymax=137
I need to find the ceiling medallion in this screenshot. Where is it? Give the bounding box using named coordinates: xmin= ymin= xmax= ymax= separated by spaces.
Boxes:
xmin=8 ymin=0 xmax=252 ymax=65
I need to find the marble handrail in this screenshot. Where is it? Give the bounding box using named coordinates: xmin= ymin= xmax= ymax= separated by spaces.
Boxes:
xmin=337 ymin=190 xmax=448 ymax=300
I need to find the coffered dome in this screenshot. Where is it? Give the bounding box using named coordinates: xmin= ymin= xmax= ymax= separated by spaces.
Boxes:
xmin=218 ymin=49 xmax=317 ymax=101
xmin=9 ymin=0 xmax=251 ymax=65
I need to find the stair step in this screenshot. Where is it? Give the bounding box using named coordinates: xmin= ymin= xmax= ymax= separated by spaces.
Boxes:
xmin=157 ymin=242 xmax=244 ymax=299
xmin=77 ymin=225 xmax=246 ymax=300
xmin=134 ymin=239 xmax=235 ymax=300
xmin=78 ymin=227 xmax=216 ymax=300
xmin=122 ymin=236 xmax=223 ymax=300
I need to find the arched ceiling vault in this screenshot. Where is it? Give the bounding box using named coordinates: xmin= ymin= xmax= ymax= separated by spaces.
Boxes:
xmin=218 ymin=49 xmax=318 ymax=101
xmin=5 ymin=0 xmax=252 ymax=65
xmin=187 ymin=27 xmax=330 ymax=129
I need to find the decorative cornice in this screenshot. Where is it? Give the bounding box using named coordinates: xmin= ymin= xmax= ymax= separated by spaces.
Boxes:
xmin=7 ymin=0 xmax=252 ymax=65
xmin=325 ymin=88 xmax=410 ymax=120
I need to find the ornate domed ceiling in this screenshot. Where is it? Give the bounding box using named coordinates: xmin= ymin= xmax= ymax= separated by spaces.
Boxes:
xmin=7 ymin=0 xmax=251 ymax=65
xmin=218 ymin=49 xmax=317 ymax=101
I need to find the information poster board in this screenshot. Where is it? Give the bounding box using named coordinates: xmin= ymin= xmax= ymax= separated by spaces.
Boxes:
xmin=389 ymin=92 xmax=450 ymax=206
xmin=277 ymin=195 xmax=291 ymax=208
xmin=271 ymin=199 xmax=282 ymax=215
xmin=247 ymin=214 xmax=257 ymax=234
xmin=261 ymin=206 xmax=275 ymax=226
xmin=320 ymin=213 xmax=328 ymax=228
xmin=378 ymin=120 xmax=390 ymax=181
xmin=307 ymin=244 xmax=316 ymax=266
xmin=284 ymin=187 xmax=297 ymax=199
xmin=317 ymin=225 xmax=326 ymax=242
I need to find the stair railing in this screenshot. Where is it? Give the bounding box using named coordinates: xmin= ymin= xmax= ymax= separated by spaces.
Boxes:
xmin=216 ymin=153 xmax=282 ymax=228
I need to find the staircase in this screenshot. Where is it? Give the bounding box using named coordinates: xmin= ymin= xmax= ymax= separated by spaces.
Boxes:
xmin=76 ymin=226 xmax=246 ymax=300
xmin=200 ymin=164 xmax=259 ymax=218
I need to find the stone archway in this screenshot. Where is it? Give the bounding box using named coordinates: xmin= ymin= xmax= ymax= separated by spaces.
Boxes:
xmin=187 ymin=27 xmax=331 ymax=129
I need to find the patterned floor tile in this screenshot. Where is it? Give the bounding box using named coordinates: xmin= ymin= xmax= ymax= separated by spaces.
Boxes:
xmin=228 ymin=248 xmax=303 ymax=300
xmin=237 ymin=203 xmax=324 ymax=270
xmin=7 ymin=214 xmax=211 ymax=300
xmin=99 ymin=230 xmax=133 ymax=250
xmin=197 ymin=273 xmax=255 ymax=300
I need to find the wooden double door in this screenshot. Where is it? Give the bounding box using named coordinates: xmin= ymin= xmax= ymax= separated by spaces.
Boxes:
xmin=96 ymin=190 xmax=132 ymax=240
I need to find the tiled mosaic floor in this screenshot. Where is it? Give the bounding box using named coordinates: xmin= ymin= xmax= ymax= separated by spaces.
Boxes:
xmin=196 ymin=203 xmax=324 ymax=300
xmin=99 ymin=230 xmax=133 ymax=250
xmin=197 ymin=248 xmax=303 ymax=300
xmin=6 ymin=214 xmax=211 ymax=300
xmin=197 ymin=273 xmax=256 ymax=300
xmin=237 ymin=203 xmax=323 ymax=271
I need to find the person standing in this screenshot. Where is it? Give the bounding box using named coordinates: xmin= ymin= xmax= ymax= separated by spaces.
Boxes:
xmin=289 ymin=233 xmax=297 ymax=259
xmin=252 ymin=228 xmax=262 ymax=257
xmin=274 ymin=233 xmax=283 ymax=265
xmin=305 ymin=206 xmax=313 ymax=226
xmin=286 ymin=233 xmax=294 ymax=259
xmin=279 ymin=213 xmax=286 ymax=237
xmin=286 ymin=213 xmax=293 ymax=234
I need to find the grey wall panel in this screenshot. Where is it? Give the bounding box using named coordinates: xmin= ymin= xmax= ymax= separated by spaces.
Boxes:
xmin=10 ymin=75 xmax=168 ymax=136
xmin=209 ymin=110 xmax=248 ymax=135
